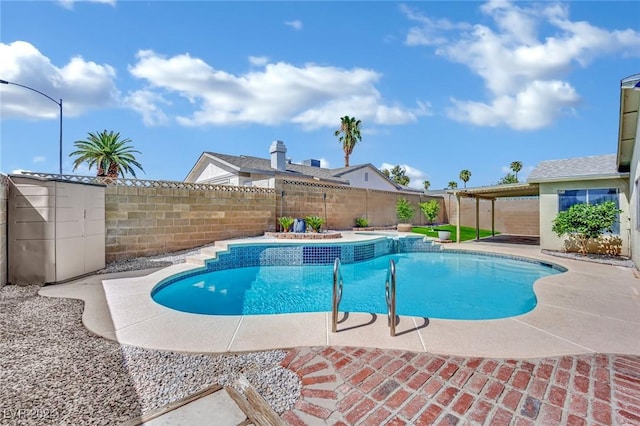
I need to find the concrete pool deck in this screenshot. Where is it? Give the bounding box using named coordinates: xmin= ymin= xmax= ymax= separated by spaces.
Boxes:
xmin=36 ymin=233 xmax=640 ymax=424
xmin=39 ymin=232 xmax=640 ymax=359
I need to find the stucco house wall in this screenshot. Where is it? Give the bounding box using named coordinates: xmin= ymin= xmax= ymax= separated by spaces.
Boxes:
xmin=538 ymin=178 xmax=630 ymax=255
xmin=630 ymin=150 xmax=640 ymax=266
xmin=336 ymin=167 xmax=398 ymax=191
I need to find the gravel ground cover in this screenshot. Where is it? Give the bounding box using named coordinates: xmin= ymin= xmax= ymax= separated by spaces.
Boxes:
xmin=0 ymin=284 xmax=300 ymax=425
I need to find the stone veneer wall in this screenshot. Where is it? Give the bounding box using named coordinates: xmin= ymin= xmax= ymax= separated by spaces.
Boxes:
xmin=105 ymin=185 xmax=276 ymax=262
xmin=0 ymin=174 xmax=8 ymax=288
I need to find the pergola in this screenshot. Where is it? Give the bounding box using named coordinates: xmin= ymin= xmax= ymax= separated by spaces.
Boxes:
xmin=446 ymin=182 xmax=540 ymax=242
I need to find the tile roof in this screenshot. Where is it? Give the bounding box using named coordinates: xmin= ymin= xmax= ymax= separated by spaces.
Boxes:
xmin=527 ymin=154 xmax=624 ymax=182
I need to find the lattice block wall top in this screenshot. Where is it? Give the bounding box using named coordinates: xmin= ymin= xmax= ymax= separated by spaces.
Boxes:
xmin=17 ymin=172 xmax=275 ymax=193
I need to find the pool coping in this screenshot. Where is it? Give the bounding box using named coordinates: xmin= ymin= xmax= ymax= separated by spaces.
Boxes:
xmin=38 ymin=232 xmax=640 ymax=359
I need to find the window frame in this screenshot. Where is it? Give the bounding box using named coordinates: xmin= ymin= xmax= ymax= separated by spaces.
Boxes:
xmin=557 ymin=187 xmax=620 ymax=234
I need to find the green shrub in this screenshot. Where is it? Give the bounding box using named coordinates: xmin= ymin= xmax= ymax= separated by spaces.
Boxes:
xmin=420 ymin=200 xmax=440 ymax=224
xmin=305 ymin=215 xmax=326 ymax=232
xmin=396 ymin=198 xmax=415 ymax=223
xmin=551 ymin=201 xmax=621 ymax=255
xmin=355 ymin=217 xmax=369 ymax=228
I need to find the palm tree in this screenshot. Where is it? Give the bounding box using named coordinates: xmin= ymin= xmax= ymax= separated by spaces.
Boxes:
xmin=459 ymin=169 xmax=471 ymax=188
xmin=70 ymin=130 xmax=144 ymax=178
xmin=334 ymin=115 xmax=362 ymax=167
xmin=447 ymin=181 xmax=458 ymax=190
xmin=423 ymin=180 xmax=431 ymax=191
xmin=510 ymin=161 xmax=523 ymax=182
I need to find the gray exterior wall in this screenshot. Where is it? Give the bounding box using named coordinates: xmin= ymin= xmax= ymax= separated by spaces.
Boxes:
xmin=538 ymin=178 xmax=630 ymax=255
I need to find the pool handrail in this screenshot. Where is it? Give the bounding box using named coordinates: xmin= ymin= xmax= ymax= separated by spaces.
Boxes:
xmin=385 ymin=259 xmax=397 ymax=337
xmin=332 ymin=257 xmax=344 ymax=333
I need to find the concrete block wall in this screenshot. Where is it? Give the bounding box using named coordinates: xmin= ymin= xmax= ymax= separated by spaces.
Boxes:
xmin=279 ymin=180 xmax=444 ymax=229
xmin=0 ymin=174 xmax=8 ymax=288
xmin=105 ymin=185 xmax=276 ymax=262
xmin=444 ymin=195 xmax=540 ymax=235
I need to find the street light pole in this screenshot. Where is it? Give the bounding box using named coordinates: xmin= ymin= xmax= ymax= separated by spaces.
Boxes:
xmin=0 ymin=79 xmax=63 ymax=175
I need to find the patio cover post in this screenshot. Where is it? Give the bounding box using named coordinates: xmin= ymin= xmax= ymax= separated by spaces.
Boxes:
xmin=456 ymin=192 xmax=461 ymax=243
xmin=491 ymin=199 xmax=495 ymax=236
xmin=475 ymin=197 xmax=480 ymax=241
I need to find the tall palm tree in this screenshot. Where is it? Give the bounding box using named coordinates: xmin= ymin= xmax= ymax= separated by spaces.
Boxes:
xmin=334 ymin=115 xmax=362 ymax=167
xmin=510 ymin=161 xmax=523 ymax=182
xmin=70 ymin=130 xmax=144 ymax=178
xmin=459 ymin=169 xmax=471 ymax=188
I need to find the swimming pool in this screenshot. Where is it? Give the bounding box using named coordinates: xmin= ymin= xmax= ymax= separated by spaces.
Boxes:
xmin=152 ymin=239 xmax=565 ymax=320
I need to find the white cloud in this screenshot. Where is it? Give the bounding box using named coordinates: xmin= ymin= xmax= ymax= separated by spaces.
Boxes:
xmin=128 ymin=50 xmax=425 ymax=129
xmin=319 ymin=158 xmax=330 ymax=168
xmin=33 ymin=156 xmax=46 ymax=164
xmin=447 ymin=80 xmax=579 ymax=130
xmin=403 ymin=0 xmax=640 ymax=130
xmin=249 ymin=56 xmax=269 ymax=66
xmin=123 ymin=90 xmax=170 ymax=126
xmin=380 ymin=162 xmax=429 ymax=190
xmin=0 ymin=41 xmax=119 ymax=119
xmin=285 ymin=20 xmax=303 ymax=31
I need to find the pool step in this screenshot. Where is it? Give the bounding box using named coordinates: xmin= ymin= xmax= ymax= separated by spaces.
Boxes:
xmin=185 ymin=254 xmax=212 ymax=266
xmin=185 ymin=245 xmax=225 ymax=266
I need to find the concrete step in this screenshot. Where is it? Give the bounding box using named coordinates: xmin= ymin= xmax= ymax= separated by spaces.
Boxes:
xmin=199 ymin=246 xmax=221 ymax=257
xmin=185 ymin=253 xmax=213 ymax=266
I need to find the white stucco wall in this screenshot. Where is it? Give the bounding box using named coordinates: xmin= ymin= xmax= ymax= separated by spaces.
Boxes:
xmin=539 ymin=178 xmax=630 ymax=255
xmin=193 ymin=162 xmax=235 ymax=184
xmin=340 ymin=168 xmax=397 ymax=191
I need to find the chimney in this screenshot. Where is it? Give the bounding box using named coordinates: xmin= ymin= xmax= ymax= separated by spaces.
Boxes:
xmin=270 ymin=140 xmax=287 ymax=171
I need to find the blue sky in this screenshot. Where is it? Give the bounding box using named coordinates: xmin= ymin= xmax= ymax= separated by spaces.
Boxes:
xmin=1 ymin=0 xmax=639 ymax=190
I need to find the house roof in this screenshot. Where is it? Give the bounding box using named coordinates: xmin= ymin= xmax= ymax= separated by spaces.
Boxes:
xmin=617 ymin=73 xmax=640 ymax=172
xmin=527 ymin=154 xmax=628 ymax=183
xmin=193 ymin=152 xmax=425 ymax=192
xmin=205 ymin=152 xmax=350 ymax=184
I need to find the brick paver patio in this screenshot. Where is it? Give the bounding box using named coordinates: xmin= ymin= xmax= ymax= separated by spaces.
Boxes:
xmin=280 ymin=347 xmax=640 ymax=425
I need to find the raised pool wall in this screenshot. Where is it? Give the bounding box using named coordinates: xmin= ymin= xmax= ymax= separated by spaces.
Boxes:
xmin=0 ymin=174 xmax=8 ymax=288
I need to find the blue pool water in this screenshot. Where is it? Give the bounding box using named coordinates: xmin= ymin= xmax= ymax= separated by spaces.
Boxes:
xmin=152 ymin=251 xmax=562 ymax=320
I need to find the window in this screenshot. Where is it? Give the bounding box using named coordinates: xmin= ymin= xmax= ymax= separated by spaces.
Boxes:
xmin=364 ymin=172 xmax=369 ymax=182
xmin=558 ymin=188 xmax=620 ymax=234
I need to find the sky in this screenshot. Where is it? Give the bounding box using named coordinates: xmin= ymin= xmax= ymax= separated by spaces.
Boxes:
xmin=1 ymin=0 xmax=639 ymax=190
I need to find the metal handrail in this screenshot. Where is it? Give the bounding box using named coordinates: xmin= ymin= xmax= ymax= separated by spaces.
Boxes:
xmin=332 ymin=258 xmax=344 ymax=333
xmin=385 ymin=259 xmax=397 ymax=337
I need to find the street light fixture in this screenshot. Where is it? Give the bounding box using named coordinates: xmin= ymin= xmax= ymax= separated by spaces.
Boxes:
xmin=0 ymin=79 xmax=63 ymax=175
